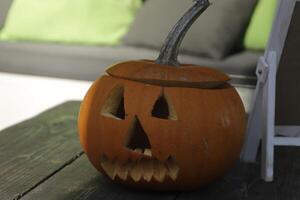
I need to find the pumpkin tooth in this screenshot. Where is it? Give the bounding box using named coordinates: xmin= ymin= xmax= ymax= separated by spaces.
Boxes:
xmin=165 ymin=157 xmax=179 ymax=181
xmin=100 ymin=156 xmax=116 ymax=179
xmin=134 ymin=148 xmax=143 ymax=154
xmin=115 ymin=161 xmax=130 ymax=181
xmin=143 ymin=149 xmax=152 ymax=156
xmin=153 ymin=159 xmax=167 ymax=182
xmin=129 ymin=161 xmax=143 ymax=182
xmin=140 ymin=158 xmax=154 ymax=182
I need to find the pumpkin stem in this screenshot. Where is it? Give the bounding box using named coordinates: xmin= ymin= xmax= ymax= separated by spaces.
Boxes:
xmin=155 ymin=0 xmax=210 ymax=67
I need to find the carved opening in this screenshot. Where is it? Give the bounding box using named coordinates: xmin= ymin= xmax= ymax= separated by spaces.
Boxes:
xmin=101 ymin=85 xmax=125 ymax=120
xmin=125 ymin=117 xmax=151 ymax=151
xmin=165 ymin=156 xmax=180 ymax=181
xmin=100 ymin=155 xmax=180 ymax=182
xmin=152 ymin=93 xmax=177 ymax=120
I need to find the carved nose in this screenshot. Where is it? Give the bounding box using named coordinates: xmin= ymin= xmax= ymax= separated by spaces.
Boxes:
xmin=125 ymin=116 xmax=151 ymax=153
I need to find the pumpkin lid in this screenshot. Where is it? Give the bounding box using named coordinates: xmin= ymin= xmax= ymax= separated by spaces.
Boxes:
xmin=108 ymin=0 xmax=224 ymax=89
xmin=106 ymin=60 xmax=230 ymax=88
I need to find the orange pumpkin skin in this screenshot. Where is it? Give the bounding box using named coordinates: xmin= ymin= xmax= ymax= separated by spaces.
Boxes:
xmin=78 ymin=62 xmax=246 ymax=190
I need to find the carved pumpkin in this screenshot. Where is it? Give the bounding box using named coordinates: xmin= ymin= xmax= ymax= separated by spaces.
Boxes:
xmin=78 ymin=0 xmax=246 ymax=190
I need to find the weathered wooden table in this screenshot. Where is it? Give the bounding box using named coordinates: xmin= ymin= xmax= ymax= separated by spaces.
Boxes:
xmin=0 ymin=101 xmax=299 ymax=200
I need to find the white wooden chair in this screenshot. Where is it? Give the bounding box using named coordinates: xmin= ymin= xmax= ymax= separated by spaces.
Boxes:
xmin=241 ymin=0 xmax=300 ymax=182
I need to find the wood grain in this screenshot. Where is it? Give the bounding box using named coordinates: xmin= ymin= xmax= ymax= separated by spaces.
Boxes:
xmin=23 ymin=155 xmax=177 ymax=200
xmin=246 ymin=147 xmax=300 ymax=200
xmin=176 ymin=161 xmax=255 ymax=200
xmin=0 ymin=101 xmax=82 ymax=200
xmin=177 ymin=147 xmax=300 ymax=200
xmin=21 ymin=147 xmax=300 ymax=200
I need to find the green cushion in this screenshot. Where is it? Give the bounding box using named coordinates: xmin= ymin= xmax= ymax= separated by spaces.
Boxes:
xmin=244 ymin=0 xmax=277 ymax=50
xmin=0 ymin=0 xmax=142 ymax=45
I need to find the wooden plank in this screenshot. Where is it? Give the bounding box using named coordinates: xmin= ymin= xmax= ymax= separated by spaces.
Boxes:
xmin=176 ymin=161 xmax=258 ymax=200
xmin=20 ymin=138 xmax=300 ymax=200
xmin=247 ymin=147 xmax=300 ymax=200
xmin=23 ymin=155 xmax=177 ymax=200
xmin=0 ymin=101 xmax=82 ymax=200
xmin=178 ymin=147 xmax=300 ymax=200
xmin=23 ymin=154 xmax=259 ymax=200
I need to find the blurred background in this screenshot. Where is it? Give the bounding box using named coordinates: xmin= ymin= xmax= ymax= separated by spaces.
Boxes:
xmin=0 ymin=0 xmax=276 ymax=130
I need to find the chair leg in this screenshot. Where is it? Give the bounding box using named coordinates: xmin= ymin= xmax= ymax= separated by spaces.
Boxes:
xmin=261 ymin=129 xmax=274 ymax=182
xmin=241 ymin=83 xmax=264 ymax=162
xmin=261 ymin=96 xmax=274 ymax=182
xmin=261 ymin=51 xmax=277 ymax=182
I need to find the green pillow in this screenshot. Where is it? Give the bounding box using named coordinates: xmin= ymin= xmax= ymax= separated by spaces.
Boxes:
xmin=0 ymin=0 xmax=142 ymax=45
xmin=244 ymin=0 xmax=277 ymax=50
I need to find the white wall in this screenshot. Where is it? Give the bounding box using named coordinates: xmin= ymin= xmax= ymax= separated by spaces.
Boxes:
xmin=0 ymin=72 xmax=92 ymax=131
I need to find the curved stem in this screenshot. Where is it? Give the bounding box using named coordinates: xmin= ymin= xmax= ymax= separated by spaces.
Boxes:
xmin=155 ymin=0 xmax=210 ymax=67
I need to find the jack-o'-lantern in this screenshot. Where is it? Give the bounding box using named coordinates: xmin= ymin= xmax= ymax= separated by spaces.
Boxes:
xmin=78 ymin=0 xmax=246 ymax=191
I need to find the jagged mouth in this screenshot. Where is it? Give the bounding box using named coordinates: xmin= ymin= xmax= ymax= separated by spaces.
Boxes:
xmin=100 ymin=148 xmax=179 ymax=182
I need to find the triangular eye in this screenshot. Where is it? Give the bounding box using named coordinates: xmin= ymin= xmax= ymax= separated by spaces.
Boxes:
xmin=152 ymin=93 xmax=177 ymax=120
xmin=101 ymin=85 xmax=126 ymax=120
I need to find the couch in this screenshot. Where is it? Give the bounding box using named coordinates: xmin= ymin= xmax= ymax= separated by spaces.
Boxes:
xmin=0 ymin=0 xmax=262 ymax=88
